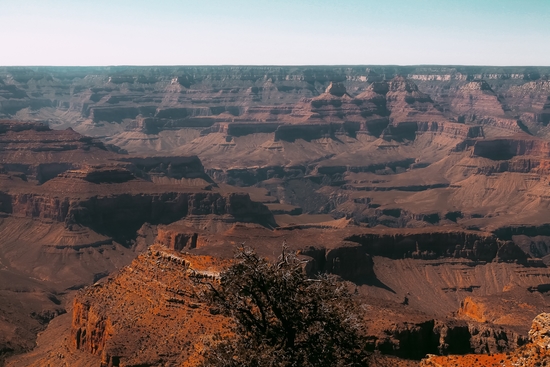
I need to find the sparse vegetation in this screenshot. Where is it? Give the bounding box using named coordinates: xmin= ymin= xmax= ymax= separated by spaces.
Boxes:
xmin=200 ymin=245 xmax=369 ymax=367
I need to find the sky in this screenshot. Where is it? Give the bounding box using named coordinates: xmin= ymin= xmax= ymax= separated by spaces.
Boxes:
xmin=0 ymin=0 xmax=549 ymax=66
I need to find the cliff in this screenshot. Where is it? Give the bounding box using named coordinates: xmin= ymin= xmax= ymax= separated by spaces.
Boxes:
xmin=420 ymin=313 xmax=550 ymax=367
xmin=0 ymin=121 xmax=275 ymax=242
xmin=345 ymin=229 xmax=527 ymax=263
xmin=416 ymin=121 xmax=483 ymax=139
xmin=5 ymin=187 xmax=275 ymax=241
xmin=0 ymin=120 xmax=117 ymax=182
xmin=70 ymin=245 xmax=233 ymax=367
xmin=450 ymin=80 xmax=508 ymax=121
xmin=472 ymin=135 xmax=550 ymax=160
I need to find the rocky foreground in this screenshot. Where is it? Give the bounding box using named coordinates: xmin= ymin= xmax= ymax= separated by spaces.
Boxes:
xmin=7 ymin=237 xmax=550 ymax=367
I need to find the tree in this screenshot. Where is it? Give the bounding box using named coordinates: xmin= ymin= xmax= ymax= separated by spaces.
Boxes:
xmin=199 ymin=245 xmax=369 ymax=367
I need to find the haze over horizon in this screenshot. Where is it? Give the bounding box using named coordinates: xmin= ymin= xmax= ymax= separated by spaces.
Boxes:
xmin=1 ymin=0 xmax=549 ymax=66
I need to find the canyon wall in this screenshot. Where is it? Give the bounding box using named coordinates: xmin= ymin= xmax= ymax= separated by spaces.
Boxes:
xmin=345 ymin=230 xmax=528 ymax=263
xmin=2 ymin=66 xmax=549 ymax=141
xmin=4 ymin=191 xmax=275 ymax=240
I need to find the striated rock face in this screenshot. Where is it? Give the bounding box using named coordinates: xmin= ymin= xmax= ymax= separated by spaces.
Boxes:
xmin=273 ymin=123 xmax=334 ymax=142
xmin=0 ymin=119 xmax=49 ymax=133
xmin=206 ymin=121 xmax=282 ymax=136
xmin=191 ymin=74 xmax=482 ymax=158
xmin=416 ymin=121 xmax=483 ymax=139
xmin=1 ymin=174 xmax=276 ymax=243
xmin=459 ymin=296 xmax=492 ymax=323
xmin=345 ymin=230 xmax=523 ymax=262
xmin=154 ymin=218 xmax=378 ymax=282
xmin=157 ymin=229 xmax=199 ymax=251
xmin=72 ymin=300 xmax=116 ymax=358
xmin=0 ymin=121 xmax=275 ymax=243
xmin=372 ymin=319 xmax=526 ymax=360
xmin=58 ymin=166 xmax=136 ymax=183
xmin=2 ymin=65 xmax=550 ymax=142
xmin=282 ymin=76 xmax=453 ymax=141
xmin=118 ymin=155 xmax=216 ymax=187
xmin=450 ymin=80 xmax=508 ymax=121
xmin=383 ymin=77 xmax=448 ymax=132
xmin=10 ymin=194 xmax=72 ymax=222
xmin=5 ymin=190 xmax=275 ymax=240
xmin=90 ymin=106 xmax=142 ymax=123
xmin=420 ymin=313 xmax=550 ymax=366
xmin=457 ymin=294 xmax=548 ymax=332
xmin=299 ymin=241 xmax=375 ymax=281
xmin=473 ymin=135 xmax=550 ymax=160
xmin=0 ymin=120 xmax=117 ymax=182
xmin=467 ymin=323 xmax=527 ymax=354
xmin=69 ymin=245 xmax=232 ymax=367
xmin=375 ymin=320 xmax=461 ymax=359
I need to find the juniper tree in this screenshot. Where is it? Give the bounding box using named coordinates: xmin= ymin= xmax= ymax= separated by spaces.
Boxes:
xmin=200 ymin=245 xmax=369 ymax=367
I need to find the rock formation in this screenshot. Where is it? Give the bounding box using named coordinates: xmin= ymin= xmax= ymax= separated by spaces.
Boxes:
xmin=0 ymin=119 xmax=276 ymax=362
xmin=420 ymin=313 xmax=550 ymax=366
xmin=68 ymin=246 xmax=232 ymax=367
xmin=3 ymin=65 xmax=550 ymax=366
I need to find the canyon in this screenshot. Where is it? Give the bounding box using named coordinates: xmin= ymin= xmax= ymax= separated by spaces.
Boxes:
xmin=1 ymin=66 xmax=550 ymax=366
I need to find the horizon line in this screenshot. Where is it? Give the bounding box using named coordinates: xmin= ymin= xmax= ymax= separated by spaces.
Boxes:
xmin=2 ymin=64 xmax=550 ymax=68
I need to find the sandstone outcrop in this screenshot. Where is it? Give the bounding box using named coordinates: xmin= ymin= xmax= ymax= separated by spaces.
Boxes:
xmin=0 ymin=120 xmax=116 ymax=182
xmin=416 ymin=121 xmax=483 ymax=139
xmin=345 ymin=229 xmax=530 ymax=263
xmin=528 ymin=313 xmax=550 ymax=349
xmin=68 ymin=246 xmax=232 ymax=367
xmin=3 ymin=181 xmax=275 ymax=241
xmin=370 ymin=318 xmax=526 ymax=360
xmin=420 ymin=313 xmax=550 ymax=366
xmin=450 ymin=80 xmax=508 ymax=121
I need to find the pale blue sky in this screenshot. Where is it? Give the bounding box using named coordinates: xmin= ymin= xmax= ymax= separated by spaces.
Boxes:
xmin=1 ymin=0 xmax=548 ymax=66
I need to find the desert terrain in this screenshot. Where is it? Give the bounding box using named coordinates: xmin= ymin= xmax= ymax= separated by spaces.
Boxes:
xmin=1 ymin=66 xmax=550 ymax=366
